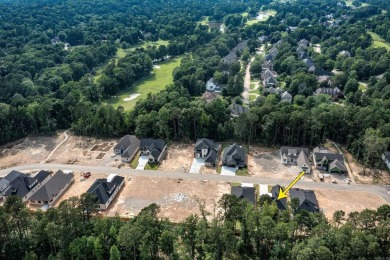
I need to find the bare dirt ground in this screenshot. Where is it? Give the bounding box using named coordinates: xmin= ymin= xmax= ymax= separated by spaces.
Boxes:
xmin=107 ymin=176 xmax=230 ymax=222
xmin=0 ymin=132 xmax=64 ymax=169
xmin=53 ymin=171 xmax=109 ymax=206
xmin=201 ymin=166 xmax=218 ymax=174
xmin=159 ymin=143 xmax=193 ymax=172
xmin=48 ymin=133 xmax=119 ymax=166
xmin=341 ymin=147 xmax=390 ymax=185
xmin=314 ymin=189 xmax=389 ymax=221
xmin=248 ymin=147 xmax=315 ymax=182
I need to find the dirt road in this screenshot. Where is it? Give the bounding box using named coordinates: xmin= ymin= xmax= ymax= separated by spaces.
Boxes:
xmin=1 ymin=163 xmax=389 ymax=203
xmin=242 ymin=57 xmax=254 ymax=105
xmin=42 ymin=131 xmax=69 ymax=163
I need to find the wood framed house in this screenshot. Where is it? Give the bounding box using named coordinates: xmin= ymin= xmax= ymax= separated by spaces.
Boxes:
xmin=139 ymin=139 xmax=167 ymax=164
xmin=194 ymin=138 xmax=219 ymax=167
xmin=87 ymin=174 xmax=125 ymax=210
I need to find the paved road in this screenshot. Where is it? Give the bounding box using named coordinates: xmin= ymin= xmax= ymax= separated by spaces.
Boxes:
xmin=1 ymin=163 xmax=390 ymax=202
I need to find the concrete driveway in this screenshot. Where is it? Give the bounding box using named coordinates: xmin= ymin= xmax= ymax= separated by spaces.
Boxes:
xmin=189 ymin=158 xmax=205 ymax=173
xmin=259 ymin=184 xmax=272 ymax=196
xmin=221 ymin=166 xmax=237 ymax=176
xmin=136 ymin=156 xmax=148 ymax=170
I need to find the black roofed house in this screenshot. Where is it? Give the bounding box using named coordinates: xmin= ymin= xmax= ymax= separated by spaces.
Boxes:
xmin=382 ymin=151 xmax=390 ymax=169
xmin=87 ymin=174 xmax=125 ymax=210
xmin=261 ymin=60 xmax=273 ymax=70
xmin=140 ymin=138 xmax=167 ymax=164
xmin=231 ymin=186 xmax=256 ymax=204
xmin=29 ymin=170 xmax=74 ymax=206
xmin=280 ymin=147 xmax=309 ymax=165
xmin=1 ymin=170 xmax=51 ymax=202
xmin=271 ymin=185 xmax=287 ymax=210
xmin=114 ymin=135 xmax=141 ymax=162
xmin=230 ymin=103 xmax=247 ymax=118
xmin=222 ymin=143 xmax=247 ymax=168
xmin=312 ymin=147 xmax=347 ymax=174
xmin=194 ymin=138 xmax=219 ymax=167
xmin=289 ymin=188 xmax=319 ymax=213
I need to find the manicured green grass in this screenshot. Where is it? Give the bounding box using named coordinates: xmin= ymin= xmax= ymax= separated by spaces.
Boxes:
xmin=249 ymin=94 xmax=258 ymax=102
xmin=236 ymin=168 xmax=249 ymax=176
xmin=130 ymin=154 xmax=140 ymax=169
xmin=128 ymin=39 xmax=169 ymax=52
xmin=245 ymin=19 xmax=259 ymax=26
xmin=250 ymin=83 xmax=256 ymax=90
xmin=245 ymin=10 xmax=277 ymax=27
xmin=231 ymin=182 xmax=242 ymax=187
xmin=359 ymin=82 xmax=368 ymax=92
xmin=241 ymin=12 xmax=249 ymax=17
xmin=103 ymin=55 xmax=183 ymax=111
xmin=145 ymin=163 xmax=159 ymax=170
xmin=368 ymin=31 xmax=390 ymax=51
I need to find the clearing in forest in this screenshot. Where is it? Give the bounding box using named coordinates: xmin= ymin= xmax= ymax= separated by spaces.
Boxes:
xmin=245 ymin=10 xmax=277 ymax=26
xmin=103 ymin=55 xmax=183 ymax=111
xmin=368 ymin=31 xmax=390 ymax=51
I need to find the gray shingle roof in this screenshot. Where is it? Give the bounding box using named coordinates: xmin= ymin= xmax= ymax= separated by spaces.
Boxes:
xmin=231 ymin=186 xmax=256 ymax=204
xmin=289 ymin=188 xmax=319 ymax=212
xmin=115 ymin=135 xmax=140 ymax=154
xmin=329 ymin=159 xmax=347 ymax=172
xmin=297 ymin=150 xmax=310 ymax=167
xmin=87 ymin=175 xmax=125 ymax=205
xmin=140 ymin=138 xmax=166 ymax=160
xmin=271 ymin=185 xmax=287 ymax=210
xmin=2 ymin=170 xmax=51 ymax=198
xmin=223 ymin=143 xmax=246 ymax=167
xmin=29 ymin=170 xmax=74 ymax=202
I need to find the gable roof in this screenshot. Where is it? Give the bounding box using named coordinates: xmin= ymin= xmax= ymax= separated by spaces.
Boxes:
xmin=289 ymin=188 xmax=319 ymax=213
xmin=87 ymin=175 xmax=125 ymax=205
xmin=271 ymin=185 xmax=287 ymax=210
xmin=115 ymin=135 xmax=140 ymax=152
xmin=2 ymin=170 xmax=51 ymax=198
xmin=329 ymin=159 xmax=347 ymax=172
xmin=313 ymin=152 xmax=344 ymax=163
xmin=29 ymin=170 xmax=74 ymax=202
xmin=223 ymin=143 xmax=246 ymax=166
xmin=280 ymin=146 xmax=309 ymax=157
xmin=281 ymin=91 xmax=292 ymax=99
xmin=140 ymin=138 xmax=166 ymax=159
xmin=120 ymin=136 xmax=140 ymax=159
xmin=230 ymin=104 xmax=247 ymax=116
xmin=262 ymin=69 xmax=278 ymax=80
xmin=231 ymin=186 xmax=256 ymax=204
xmin=297 ymin=150 xmax=310 ymax=167
xmin=194 ymin=138 xmax=218 ymax=151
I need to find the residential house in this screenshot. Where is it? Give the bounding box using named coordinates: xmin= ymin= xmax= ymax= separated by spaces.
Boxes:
xmin=140 ymin=138 xmax=167 ymax=164
xmin=205 ymin=78 xmax=223 ymax=92
xmin=297 ymin=150 xmax=311 ymax=173
xmin=194 ymin=138 xmax=219 ymax=167
xmin=275 ymin=87 xmax=283 ymax=94
xmin=222 ymin=143 xmax=247 ymax=168
xmin=280 ymin=91 xmax=292 ymax=103
xmin=202 ymin=91 xmax=219 ymax=103
xmin=269 ymin=47 xmax=279 ymax=59
xmin=339 ymin=50 xmax=351 ymax=57
xmin=315 ymin=87 xmax=344 ymax=99
xmin=87 ymin=174 xmax=125 ymax=210
xmin=280 ymin=147 xmax=310 ymax=164
xmin=271 ymin=185 xmax=287 ymax=210
xmin=298 ymin=39 xmax=309 ymax=47
xmin=312 ymin=147 xmax=347 ymax=174
xmin=262 ymin=69 xmax=278 ymax=81
xmin=222 ymin=40 xmax=248 ymax=64
xmin=114 ymin=135 xmax=141 ymax=162
xmin=289 ymin=188 xmax=319 ymax=213
xmin=382 ymin=152 xmax=390 ymax=169
xmin=266 ymin=87 xmax=278 ymax=95
xmin=29 ymin=170 xmax=74 ymax=206
xmin=0 ymin=170 xmax=51 ymax=202
xmin=258 ymin=35 xmax=268 ymax=43
xmin=264 ymin=54 xmax=273 ymax=61
xmin=261 ymin=60 xmax=273 ymax=70
xmin=230 ymin=103 xmax=247 ymax=118
xmin=317 ymin=75 xmax=332 ymax=85
xmin=303 ymin=58 xmax=316 ymax=72
xmin=231 ymin=186 xmax=256 ymax=204
xmin=263 ymin=76 xmax=278 ymax=88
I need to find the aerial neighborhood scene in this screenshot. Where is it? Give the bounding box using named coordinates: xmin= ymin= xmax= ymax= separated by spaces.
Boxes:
xmin=0 ymin=0 xmax=390 ymax=258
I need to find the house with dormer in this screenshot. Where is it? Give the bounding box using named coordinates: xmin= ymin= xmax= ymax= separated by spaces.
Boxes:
xmin=87 ymin=174 xmax=125 ymax=210
xmin=140 ymin=139 xmax=167 ymax=164
xmin=312 ymin=147 xmax=347 ymax=174
xmin=222 ymin=143 xmax=247 ymax=168
xmin=280 ymin=147 xmax=311 ymax=173
xmin=194 ymin=138 xmax=220 ymax=167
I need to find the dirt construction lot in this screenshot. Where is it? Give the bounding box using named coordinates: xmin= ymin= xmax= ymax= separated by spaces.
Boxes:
xmin=0 ymin=133 xmax=64 ymax=169
xmin=249 ymin=149 xmax=315 ymax=182
xmin=107 ymin=176 xmax=230 ymax=222
xmin=159 ymin=143 xmax=193 ymax=172
xmin=314 ymin=189 xmax=389 ymax=221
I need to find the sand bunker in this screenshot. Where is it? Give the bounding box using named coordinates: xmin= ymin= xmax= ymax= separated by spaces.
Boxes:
xmin=123 ymin=93 xmax=140 ymax=101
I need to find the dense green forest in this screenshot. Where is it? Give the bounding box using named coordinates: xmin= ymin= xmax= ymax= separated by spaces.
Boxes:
xmin=0 ymin=0 xmax=390 ymax=168
xmin=1 ymin=195 xmax=390 ymax=259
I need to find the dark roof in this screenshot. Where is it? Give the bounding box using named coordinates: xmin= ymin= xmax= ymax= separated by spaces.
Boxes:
xmin=121 ymin=136 xmax=140 ymax=159
xmin=230 ymin=104 xmax=247 ymax=116
xmin=205 ymin=149 xmax=218 ymax=164
xmin=0 ymin=179 xmax=9 ymax=193
xmin=289 ymin=188 xmax=319 ymax=213
xmin=223 ymin=143 xmax=246 ymax=166
xmin=140 ymin=138 xmax=166 ymax=160
xmin=314 ymin=152 xmax=344 ymax=163
xmin=231 ymin=186 xmax=256 ymax=204
xmin=29 ymin=170 xmax=74 ymax=202
xmin=271 ymin=185 xmax=287 ymax=210
xmin=280 ymin=147 xmax=309 ymax=157
xmin=194 ymin=138 xmax=218 ymax=151
xmin=384 ymin=151 xmax=390 ymax=161
xmin=115 ymin=135 xmax=140 ymax=152
xmin=2 ymin=170 xmax=51 ymax=198
xmin=87 ymin=175 xmax=125 ymax=205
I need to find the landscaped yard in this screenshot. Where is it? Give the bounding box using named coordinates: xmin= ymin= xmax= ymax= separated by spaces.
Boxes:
xmin=103 ymin=55 xmax=183 ymax=111
xmin=368 ymin=31 xmax=390 ymax=51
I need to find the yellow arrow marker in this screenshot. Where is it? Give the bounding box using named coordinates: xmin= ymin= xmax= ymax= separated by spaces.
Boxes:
xmin=277 ymin=171 xmax=306 ymax=200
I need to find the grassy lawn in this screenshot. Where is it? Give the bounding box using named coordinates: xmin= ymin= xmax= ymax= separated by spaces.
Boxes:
xmin=236 ymin=168 xmax=249 ymax=176
xmin=241 ymin=12 xmax=249 ymax=17
xmin=245 ymin=10 xmax=276 ymax=27
xmin=231 ymin=182 xmax=242 ymax=187
xmin=128 ymin=39 xmax=169 ymax=52
xmin=130 ymin=154 xmax=140 ymax=169
xmin=359 ymin=82 xmax=368 ymax=92
xmin=145 ymin=163 xmax=159 ymax=170
xmin=103 ymin=55 xmax=183 ymax=111
xmin=368 ymin=31 xmax=390 ymax=51
xmin=250 ymin=83 xmax=256 ymax=90
xmin=249 ymin=94 xmax=258 ymax=101
xmin=345 ymin=0 xmax=369 ymax=7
